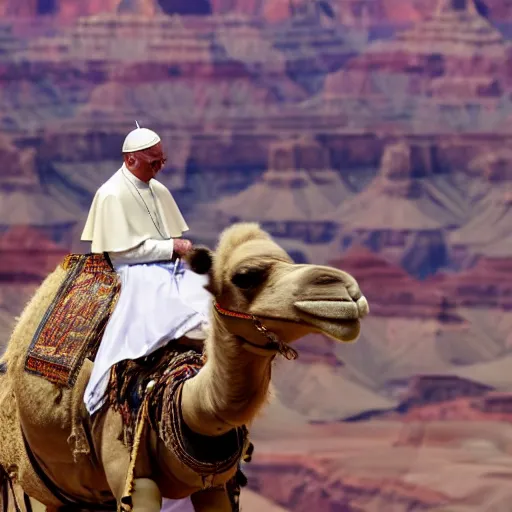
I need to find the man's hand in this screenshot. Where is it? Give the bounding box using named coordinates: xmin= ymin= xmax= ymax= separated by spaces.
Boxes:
xmin=174 ymin=238 xmax=193 ymax=257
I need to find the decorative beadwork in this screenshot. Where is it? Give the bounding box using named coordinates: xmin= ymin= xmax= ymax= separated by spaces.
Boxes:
xmin=107 ymin=347 xmax=248 ymax=481
xmin=213 ymin=302 xmax=253 ymax=320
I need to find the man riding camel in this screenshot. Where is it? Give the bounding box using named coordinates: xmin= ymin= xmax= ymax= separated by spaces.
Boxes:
xmin=81 ymin=124 xmax=211 ymax=417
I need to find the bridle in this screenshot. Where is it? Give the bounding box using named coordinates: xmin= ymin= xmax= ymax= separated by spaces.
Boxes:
xmin=213 ymin=302 xmax=298 ymax=361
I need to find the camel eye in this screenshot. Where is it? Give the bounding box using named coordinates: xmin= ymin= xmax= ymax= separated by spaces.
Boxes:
xmin=231 ymin=268 xmax=267 ymax=290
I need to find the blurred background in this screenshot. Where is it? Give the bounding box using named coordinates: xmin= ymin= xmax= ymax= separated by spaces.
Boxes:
xmin=2 ymin=0 xmax=512 ymax=510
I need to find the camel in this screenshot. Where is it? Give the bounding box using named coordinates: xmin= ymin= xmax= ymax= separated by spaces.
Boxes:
xmin=0 ymin=222 xmax=369 ymax=512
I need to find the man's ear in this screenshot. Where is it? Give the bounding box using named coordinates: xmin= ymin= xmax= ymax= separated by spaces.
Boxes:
xmin=125 ymin=153 xmax=138 ymax=169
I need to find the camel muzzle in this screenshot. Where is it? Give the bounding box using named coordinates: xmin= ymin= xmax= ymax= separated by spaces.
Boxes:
xmin=293 ymin=296 xmax=369 ymax=343
xmin=294 ymin=295 xmax=369 ymax=321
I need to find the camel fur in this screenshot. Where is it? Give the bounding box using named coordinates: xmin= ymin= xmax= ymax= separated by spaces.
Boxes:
xmin=0 ymin=222 xmax=369 ymax=512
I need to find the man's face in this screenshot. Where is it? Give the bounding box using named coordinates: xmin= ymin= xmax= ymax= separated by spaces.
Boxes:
xmin=129 ymin=142 xmax=167 ymax=181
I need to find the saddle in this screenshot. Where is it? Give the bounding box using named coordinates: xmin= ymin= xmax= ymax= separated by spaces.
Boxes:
xmin=24 ymin=254 xmax=121 ymax=387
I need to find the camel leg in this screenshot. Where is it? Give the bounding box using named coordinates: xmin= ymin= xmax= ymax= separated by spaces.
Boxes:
xmin=102 ymin=446 xmax=161 ymax=512
xmin=99 ymin=412 xmax=161 ymax=512
xmin=29 ymin=497 xmax=46 ymax=512
xmin=190 ymin=488 xmax=231 ymax=512
xmin=130 ymin=478 xmax=162 ymax=512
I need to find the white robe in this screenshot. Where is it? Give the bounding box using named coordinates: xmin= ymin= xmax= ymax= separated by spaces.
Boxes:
xmin=82 ymin=166 xmax=211 ymax=416
xmin=81 ymin=165 xmax=189 ymax=253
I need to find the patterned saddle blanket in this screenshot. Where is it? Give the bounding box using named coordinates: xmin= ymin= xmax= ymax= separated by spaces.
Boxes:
xmin=24 ymin=254 xmax=121 ymax=387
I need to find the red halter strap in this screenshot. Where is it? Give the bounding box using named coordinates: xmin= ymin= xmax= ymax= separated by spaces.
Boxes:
xmin=213 ymin=302 xmax=298 ymax=360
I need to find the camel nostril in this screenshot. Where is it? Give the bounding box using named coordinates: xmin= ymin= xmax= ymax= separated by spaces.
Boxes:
xmin=312 ymin=275 xmax=342 ymax=286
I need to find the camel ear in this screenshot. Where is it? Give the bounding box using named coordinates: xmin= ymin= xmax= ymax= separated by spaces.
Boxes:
xmin=186 ymin=246 xmax=213 ymax=275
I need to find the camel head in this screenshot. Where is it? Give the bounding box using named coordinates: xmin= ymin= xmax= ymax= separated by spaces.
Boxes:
xmin=187 ymin=223 xmax=369 ymax=353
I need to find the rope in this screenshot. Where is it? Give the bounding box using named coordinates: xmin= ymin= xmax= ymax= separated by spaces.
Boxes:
xmin=0 ymin=466 xmax=21 ymax=512
xmin=120 ymin=400 xmax=149 ymax=512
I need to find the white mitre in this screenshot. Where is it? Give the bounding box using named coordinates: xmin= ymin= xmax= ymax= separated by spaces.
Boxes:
xmin=122 ymin=126 xmax=161 ymax=153
xmin=81 ymin=126 xmax=189 ymax=253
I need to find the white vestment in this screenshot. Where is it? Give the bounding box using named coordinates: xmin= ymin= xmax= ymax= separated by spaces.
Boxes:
xmin=82 ymin=165 xmax=189 ymax=253
xmin=82 ymin=166 xmax=211 ymax=416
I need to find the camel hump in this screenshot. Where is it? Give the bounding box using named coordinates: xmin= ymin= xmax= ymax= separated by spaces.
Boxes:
xmin=24 ymin=253 xmax=121 ymax=388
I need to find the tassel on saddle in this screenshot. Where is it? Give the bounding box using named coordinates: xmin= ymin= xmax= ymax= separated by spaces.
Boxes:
xmin=226 ymin=441 xmax=254 ymax=512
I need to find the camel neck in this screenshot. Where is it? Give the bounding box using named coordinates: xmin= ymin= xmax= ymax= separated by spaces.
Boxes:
xmin=180 ymin=315 xmax=274 ymax=436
